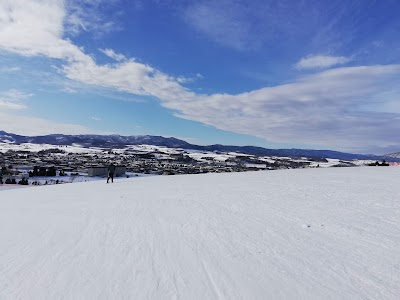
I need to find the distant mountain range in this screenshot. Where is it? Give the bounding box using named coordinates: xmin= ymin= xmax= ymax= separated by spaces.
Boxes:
xmin=381 ymin=152 xmax=400 ymax=159
xmin=0 ymin=130 xmax=396 ymax=161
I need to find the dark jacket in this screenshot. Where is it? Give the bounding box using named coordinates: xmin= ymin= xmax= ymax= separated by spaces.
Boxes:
xmin=108 ymin=164 xmax=116 ymax=174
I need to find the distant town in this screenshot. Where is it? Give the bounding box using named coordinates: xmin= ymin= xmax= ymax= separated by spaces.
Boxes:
xmin=0 ymin=142 xmax=374 ymax=186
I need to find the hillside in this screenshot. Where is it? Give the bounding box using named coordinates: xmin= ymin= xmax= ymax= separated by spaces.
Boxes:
xmin=0 ymin=130 xmax=386 ymax=161
xmin=383 ymin=152 xmax=400 ymax=159
xmin=1 ymin=168 xmax=399 ymax=299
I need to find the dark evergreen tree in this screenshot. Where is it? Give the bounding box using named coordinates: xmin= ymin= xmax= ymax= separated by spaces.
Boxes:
xmin=32 ymin=166 xmax=39 ymax=176
xmin=47 ymin=166 xmax=56 ymax=176
xmin=39 ymin=167 xmax=46 ymax=176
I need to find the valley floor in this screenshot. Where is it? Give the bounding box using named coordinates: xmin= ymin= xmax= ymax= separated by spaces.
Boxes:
xmin=0 ymin=167 xmax=399 ymax=299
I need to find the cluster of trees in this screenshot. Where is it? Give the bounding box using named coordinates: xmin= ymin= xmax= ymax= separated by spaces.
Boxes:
xmin=3 ymin=178 xmax=28 ymax=185
xmin=28 ymin=166 xmax=57 ymax=177
xmin=4 ymin=178 xmax=16 ymax=184
xmin=37 ymin=148 xmax=65 ymax=155
xmin=1 ymin=165 xmax=65 ymax=186
xmin=369 ymin=160 xmax=390 ymax=166
xmin=18 ymin=178 xmax=29 ymax=185
xmin=1 ymin=166 xmax=12 ymax=174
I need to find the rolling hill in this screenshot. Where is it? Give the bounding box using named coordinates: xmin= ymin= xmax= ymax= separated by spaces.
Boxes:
xmin=0 ymin=130 xmax=389 ymax=161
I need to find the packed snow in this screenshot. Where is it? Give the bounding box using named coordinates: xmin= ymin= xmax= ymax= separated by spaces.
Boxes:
xmin=1 ymin=167 xmax=399 ymax=299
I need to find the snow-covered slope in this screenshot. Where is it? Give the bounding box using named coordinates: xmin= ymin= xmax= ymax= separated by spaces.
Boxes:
xmin=1 ymin=168 xmax=399 ymax=299
xmin=0 ymin=130 xmax=387 ymax=161
xmin=383 ymin=152 xmax=400 ymax=159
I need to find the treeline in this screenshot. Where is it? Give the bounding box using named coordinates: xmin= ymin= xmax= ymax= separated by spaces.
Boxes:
xmin=3 ymin=178 xmax=29 ymax=185
xmin=28 ymin=166 xmax=65 ymax=177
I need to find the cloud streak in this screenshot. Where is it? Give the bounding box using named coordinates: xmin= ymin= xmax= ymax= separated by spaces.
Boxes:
xmin=65 ymin=0 xmax=121 ymax=37
xmin=0 ymin=111 xmax=96 ymax=136
xmin=296 ymin=55 xmax=352 ymax=69
xmin=0 ymin=89 xmax=31 ymax=110
xmin=183 ymin=1 xmax=254 ymax=50
xmin=99 ymin=48 xmax=127 ymax=62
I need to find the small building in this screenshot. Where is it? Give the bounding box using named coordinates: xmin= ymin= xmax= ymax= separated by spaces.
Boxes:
xmin=87 ymin=166 xmax=126 ymax=177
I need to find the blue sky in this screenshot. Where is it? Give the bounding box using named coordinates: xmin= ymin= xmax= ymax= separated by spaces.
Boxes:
xmin=1 ymin=0 xmax=400 ymax=154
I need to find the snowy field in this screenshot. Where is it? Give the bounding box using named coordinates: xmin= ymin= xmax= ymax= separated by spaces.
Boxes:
xmin=0 ymin=167 xmax=399 ymax=299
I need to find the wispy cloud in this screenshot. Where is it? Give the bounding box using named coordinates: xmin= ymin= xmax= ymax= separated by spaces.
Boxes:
xmin=373 ymin=40 xmax=384 ymax=48
xmin=99 ymin=48 xmax=127 ymax=62
xmin=180 ymin=0 xmax=335 ymax=52
xmin=0 ymin=111 xmax=96 ymax=136
xmin=0 ymin=89 xmax=32 ymax=110
xmin=183 ymin=1 xmax=254 ymax=50
xmin=65 ymin=0 xmax=122 ymax=37
xmin=0 ymin=88 xmax=95 ymax=135
xmin=0 ymin=101 xmax=27 ymax=110
xmin=176 ymin=73 xmax=204 ymax=84
xmin=62 ymin=86 xmax=79 ymax=94
xmin=0 ymin=66 xmax=21 ymax=73
xmin=296 ymin=55 xmax=351 ymax=69
xmin=91 ymin=116 xmax=102 ymax=121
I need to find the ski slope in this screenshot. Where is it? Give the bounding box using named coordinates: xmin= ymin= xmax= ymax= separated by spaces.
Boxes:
xmin=1 ymin=167 xmax=399 ymax=299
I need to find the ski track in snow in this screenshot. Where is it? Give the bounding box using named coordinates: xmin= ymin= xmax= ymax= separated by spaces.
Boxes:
xmin=0 ymin=167 xmax=399 ymax=299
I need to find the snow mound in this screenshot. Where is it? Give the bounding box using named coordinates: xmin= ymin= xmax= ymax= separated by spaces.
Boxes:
xmin=1 ymin=167 xmax=399 ymax=299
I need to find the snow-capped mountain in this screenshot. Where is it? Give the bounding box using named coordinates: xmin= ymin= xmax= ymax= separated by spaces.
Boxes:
xmin=382 ymin=152 xmax=400 ymax=159
xmin=0 ymin=131 xmax=192 ymax=148
xmin=0 ymin=130 xmax=390 ymax=161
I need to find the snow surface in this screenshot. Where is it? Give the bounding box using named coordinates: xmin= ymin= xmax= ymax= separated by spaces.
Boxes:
xmin=1 ymin=167 xmax=400 ymax=299
xmin=0 ymin=184 xmax=32 ymax=191
xmin=0 ymin=143 xmax=104 ymax=154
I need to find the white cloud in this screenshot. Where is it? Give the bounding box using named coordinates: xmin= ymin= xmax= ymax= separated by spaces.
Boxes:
xmin=0 ymin=89 xmax=31 ymax=110
xmin=176 ymin=73 xmax=204 ymax=84
xmin=99 ymin=48 xmax=127 ymax=62
xmin=91 ymin=116 xmax=102 ymax=121
xmin=0 ymin=0 xmax=88 ymax=61
xmin=296 ymin=55 xmax=351 ymax=69
xmin=169 ymin=65 xmax=400 ymax=153
xmin=0 ymin=112 xmax=96 ymax=136
xmin=62 ymin=86 xmax=78 ymax=94
xmin=0 ymin=90 xmax=91 ymax=135
xmin=63 ymin=56 xmax=400 ymax=152
xmin=62 ymin=58 xmax=194 ymax=101
xmin=0 ymin=66 xmax=21 ymax=73
xmin=0 ymin=101 xmax=26 ymax=110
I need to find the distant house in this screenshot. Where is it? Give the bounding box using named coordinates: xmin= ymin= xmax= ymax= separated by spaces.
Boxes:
xmin=87 ymin=166 xmax=126 ymax=177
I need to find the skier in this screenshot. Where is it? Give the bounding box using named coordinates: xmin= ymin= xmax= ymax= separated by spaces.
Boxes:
xmin=107 ymin=163 xmax=116 ymax=183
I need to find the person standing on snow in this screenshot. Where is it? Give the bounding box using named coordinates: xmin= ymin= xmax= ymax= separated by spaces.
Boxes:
xmin=107 ymin=163 xmax=116 ymax=183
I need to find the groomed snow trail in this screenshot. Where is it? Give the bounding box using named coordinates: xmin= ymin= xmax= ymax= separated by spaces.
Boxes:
xmin=1 ymin=167 xmax=399 ymax=299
